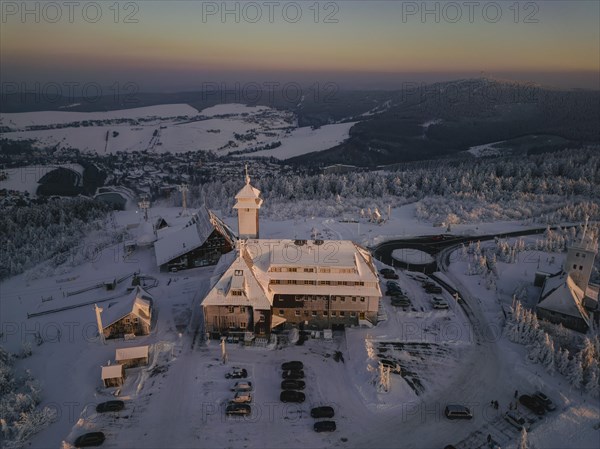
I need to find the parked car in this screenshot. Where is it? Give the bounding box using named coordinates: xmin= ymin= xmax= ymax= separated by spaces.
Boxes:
xmin=231 ymin=392 xmax=252 ymax=404
xmin=313 ymin=420 xmax=336 ymax=432
xmin=519 ymin=395 xmax=546 ymax=415
xmin=380 ymin=268 xmax=395 ymax=276
xmin=280 ymin=390 xmax=305 ymax=403
xmin=225 ymin=368 xmax=247 ymax=379
xmin=95 ymin=400 xmax=124 ymax=413
xmin=391 ymin=297 xmax=411 ymax=307
xmin=231 ymin=381 xmax=253 ymax=392
xmin=425 ymin=285 xmax=443 ymax=294
xmin=310 ymin=406 xmax=335 ymax=418
xmin=533 ymin=391 xmax=556 ymax=411
xmin=444 ymin=404 xmax=473 ymax=420
xmin=282 ymin=370 xmax=304 ymax=379
xmin=281 ymin=380 xmax=306 ymax=390
xmin=74 ymin=432 xmax=105 ymax=447
xmin=226 ymin=403 xmax=251 ymax=416
xmin=387 ymin=289 xmax=405 ymax=297
xmin=384 ymin=272 xmax=399 ymax=280
xmin=386 ymin=280 xmax=400 ymax=288
xmin=504 ymin=411 xmax=530 ymax=430
xmin=281 ymin=361 xmax=304 ymax=371
xmin=432 ymin=298 xmax=449 ymax=309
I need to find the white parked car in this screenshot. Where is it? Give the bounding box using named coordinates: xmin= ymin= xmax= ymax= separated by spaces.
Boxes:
xmin=231 ymin=381 xmax=253 ymax=392
xmin=231 ymin=392 xmax=252 ymax=403
xmin=504 ymin=411 xmax=530 ymax=430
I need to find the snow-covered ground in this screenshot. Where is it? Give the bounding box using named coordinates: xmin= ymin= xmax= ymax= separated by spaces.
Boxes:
xmin=0 ymin=104 xmax=355 ymax=159
xmin=0 ymin=164 xmax=84 ymax=195
xmin=1 ymin=207 xmax=598 ymax=449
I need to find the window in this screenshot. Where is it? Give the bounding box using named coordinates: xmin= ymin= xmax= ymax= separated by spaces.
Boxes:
xmin=576 ymin=252 xmax=580 ymax=257
xmin=573 ymin=264 xmax=577 ymax=269
xmin=311 ymin=311 xmax=317 ymax=317
xmin=352 ymin=297 xmax=357 ymax=302
xmin=350 ymin=312 xmax=356 ymax=317
xmin=231 ymin=290 xmax=242 ymax=296
xmin=340 ymin=297 xmax=346 ymax=302
xmin=323 ymin=311 xmax=328 ymax=316
xmin=331 ymin=297 xmax=336 ymax=301
xmin=331 ymin=311 xmax=337 ymax=317
xmin=279 ymin=310 xmax=285 ymax=316
xmin=228 ymin=306 xmax=235 ymax=313
xmin=360 ymin=297 xmax=365 ymax=302
xmin=304 ymin=268 xmax=314 ymax=273
xmin=304 ymin=310 xmax=309 ymax=316
xmin=579 ymin=265 xmax=583 ymax=270
xmin=259 ymin=315 xmax=265 ymax=322
xmin=234 ymin=270 xmax=243 ymax=276
xmin=339 ymin=311 xmax=345 ymax=317
xmin=240 ymin=322 xmax=246 ymax=329
xmin=240 ymin=307 xmax=246 ymax=313
xmin=295 ymin=310 xmax=301 ymax=316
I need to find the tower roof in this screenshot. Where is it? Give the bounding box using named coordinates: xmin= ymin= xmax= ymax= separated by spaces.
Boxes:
xmin=233 ymin=166 xmax=263 ymax=208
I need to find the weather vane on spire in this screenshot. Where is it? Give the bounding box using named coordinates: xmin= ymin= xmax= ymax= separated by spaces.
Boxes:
xmin=245 ymin=164 xmax=250 ymax=185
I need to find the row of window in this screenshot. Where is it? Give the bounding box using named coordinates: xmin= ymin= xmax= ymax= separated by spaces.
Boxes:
xmin=227 ymin=306 xmax=247 ymax=313
xmin=270 ymin=280 xmax=366 ymax=287
xmin=269 ymin=267 xmax=355 ymax=274
xmin=279 ymin=309 xmax=357 ymax=318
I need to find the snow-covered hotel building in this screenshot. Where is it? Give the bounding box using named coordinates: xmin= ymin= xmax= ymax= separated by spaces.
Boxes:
xmin=202 ymin=172 xmax=382 ymax=338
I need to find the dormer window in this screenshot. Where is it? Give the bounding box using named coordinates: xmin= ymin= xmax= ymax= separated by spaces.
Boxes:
xmin=231 ymin=290 xmax=243 ymax=296
xmin=234 ymin=270 xmax=243 ymax=276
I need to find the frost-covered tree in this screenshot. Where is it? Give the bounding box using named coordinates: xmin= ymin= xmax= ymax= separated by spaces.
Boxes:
xmin=567 ymin=353 xmax=585 ymax=389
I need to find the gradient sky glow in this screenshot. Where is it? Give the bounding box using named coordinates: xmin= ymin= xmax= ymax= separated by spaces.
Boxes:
xmin=1 ymin=1 xmax=599 ymax=90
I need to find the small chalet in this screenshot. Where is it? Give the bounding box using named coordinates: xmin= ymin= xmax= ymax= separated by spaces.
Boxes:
xmin=101 ymin=364 xmax=125 ymax=388
xmin=153 ymin=207 xmax=236 ymax=272
xmin=99 ymin=287 xmax=153 ymax=339
xmin=115 ymin=345 xmax=149 ymax=368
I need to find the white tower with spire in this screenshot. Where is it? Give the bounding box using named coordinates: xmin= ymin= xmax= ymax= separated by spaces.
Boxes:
xmin=233 ymin=165 xmax=263 ymax=239
xmin=564 ymin=217 xmax=598 ymax=291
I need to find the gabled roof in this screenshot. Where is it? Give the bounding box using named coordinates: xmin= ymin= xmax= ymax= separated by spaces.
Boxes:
xmin=153 ymin=207 xmax=235 ymax=267
xmin=102 ymin=286 xmax=153 ymax=329
xmin=101 ymin=364 xmax=124 ymax=380
xmin=538 ymin=273 xmax=590 ymax=324
xmin=233 ymin=179 xmax=263 ymax=209
xmin=115 ymin=345 xmax=149 ymax=362
xmin=202 ymin=252 xmax=271 ymax=309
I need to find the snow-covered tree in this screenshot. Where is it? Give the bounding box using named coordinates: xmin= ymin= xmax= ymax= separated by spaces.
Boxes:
xmin=518 ymin=427 xmax=529 ymax=449
xmin=567 ymin=353 xmax=585 ymax=389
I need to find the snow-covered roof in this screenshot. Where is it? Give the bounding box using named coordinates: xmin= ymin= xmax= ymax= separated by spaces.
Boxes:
xmin=101 ymin=364 xmax=124 ymax=380
xmin=202 ymin=238 xmax=381 ymax=309
xmin=153 ymin=207 xmax=234 ymax=267
xmin=538 ymin=274 xmax=590 ymax=323
xmin=102 ymin=287 xmax=153 ymax=329
xmin=202 ymin=255 xmax=272 ymax=309
xmin=115 ymin=345 xmax=149 ymax=362
xmin=233 ymin=178 xmax=263 ymax=209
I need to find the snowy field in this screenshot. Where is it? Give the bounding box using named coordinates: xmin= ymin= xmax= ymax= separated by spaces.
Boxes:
xmin=0 ymin=104 xmax=355 ymax=159
xmin=1 ymin=207 xmax=598 ymax=449
xmin=0 ymin=164 xmax=84 ymax=195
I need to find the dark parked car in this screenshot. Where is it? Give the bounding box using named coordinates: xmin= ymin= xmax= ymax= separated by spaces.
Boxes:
xmin=226 ymin=403 xmax=252 ymax=416
xmin=383 ymin=272 xmax=399 ymax=280
xmin=280 ymin=390 xmax=305 ymax=403
xmin=225 ymin=368 xmax=248 ymax=379
xmin=95 ymin=400 xmax=124 ymax=413
xmin=425 ymin=285 xmax=443 ymax=294
xmin=533 ymin=391 xmax=556 ymax=411
xmin=282 ymin=370 xmax=305 ymax=379
xmin=386 ymin=280 xmax=400 ymax=288
xmin=281 ymin=380 xmax=306 ymax=390
xmin=391 ymin=297 xmax=411 ymax=307
xmin=519 ymin=395 xmax=546 ymax=415
xmin=386 ymin=289 xmax=405 ymax=296
xmin=444 ymin=405 xmax=473 ymax=420
xmin=310 ymin=406 xmax=335 ymax=418
xmin=74 ymin=432 xmax=105 ymax=447
xmin=281 ymin=361 xmax=304 ymax=371
xmin=314 ymin=420 xmax=336 ymax=432
xmin=380 ymin=268 xmax=395 ymax=276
